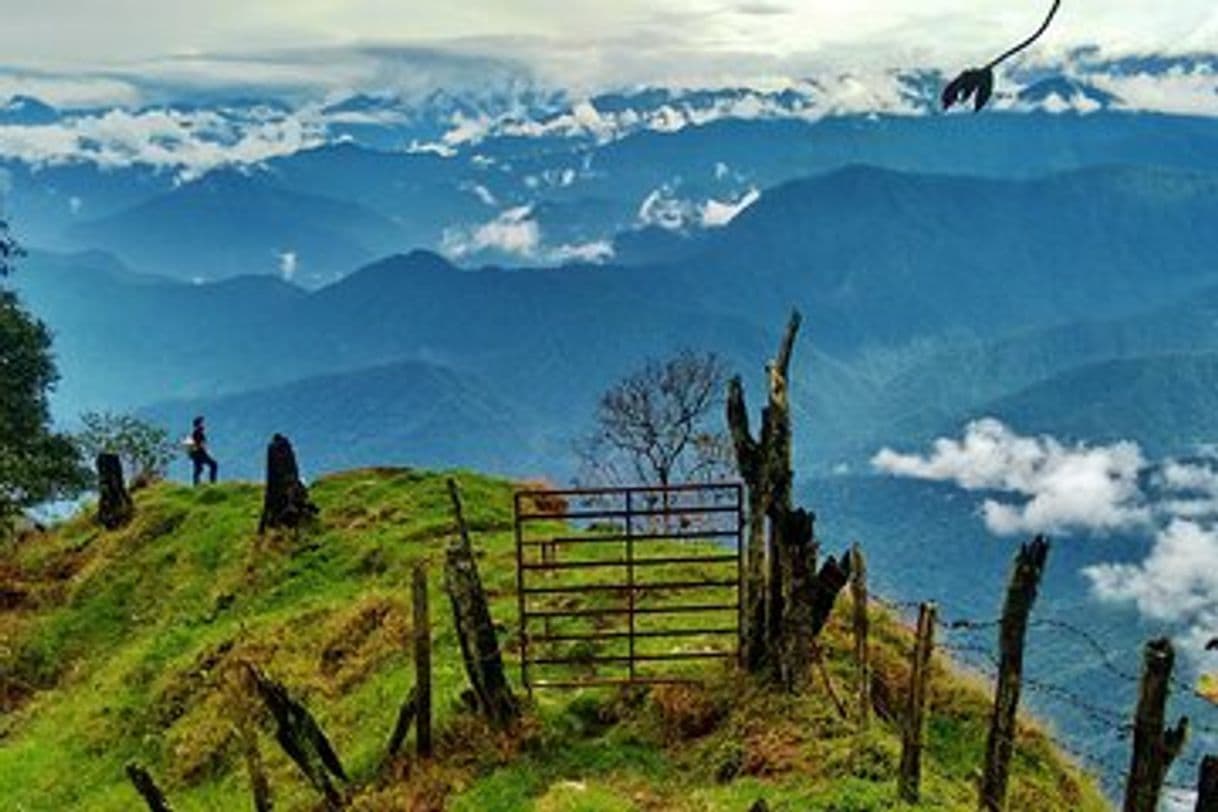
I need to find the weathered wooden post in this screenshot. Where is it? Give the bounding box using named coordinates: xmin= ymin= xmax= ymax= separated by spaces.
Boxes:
xmin=1123 ymin=638 xmax=1189 ymax=812
xmin=126 ymin=763 xmax=173 ymax=812
xmin=776 ymin=507 xmax=815 ymax=691
xmin=97 ymin=452 xmax=134 ymax=530
xmin=236 ymin=715 xmax=272 ymax=812
xmin=412 ymin=563 xmax=433 ymax=758
xmin=258 ymin=434 xmax=318 ymax=534
xmin=849 ymin=543 xmax=870 ymax=732
xmin=389 ymin=563 xmax=434 ymax=760
xmin=1197 ymin=756 xmax=1218 ymax=812
xmin=899 ymin=602 xmax=937 ymax=804
xmin=248 ymin=665 xmax=346 ymax=811
xmin=225 ymin=661 xmax=273 ymax=812
xmin=445 ymin=477 xmax=520 ymax=729
xmin=980 ymin=535 xmax=1050 ymax=812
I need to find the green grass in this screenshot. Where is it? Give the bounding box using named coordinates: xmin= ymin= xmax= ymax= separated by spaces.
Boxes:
xmin=0 ymin=468 xmax=1109 ymax=810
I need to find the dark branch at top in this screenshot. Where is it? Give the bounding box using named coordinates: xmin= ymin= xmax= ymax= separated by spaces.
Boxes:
xmin=942 ymin=0 xmax=1063 ymax=113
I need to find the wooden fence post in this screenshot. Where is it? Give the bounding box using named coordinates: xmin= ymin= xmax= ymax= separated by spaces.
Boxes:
xmin=248 ymin=665 xmax=346 ymax=811
xmin=980 ymin=535 xmax=1050 ymax=811
xmin=899 ymin=602 xmax=937 ymax=804
xmin=125 ymin=763 xmax=173 ymax=812
xmin=97 ymin=452 xmax=134 ymax=530
xmin=413 ymin=563 xmax=433 ymax=758
xmin=849 ymin=543 xmax=870 ymax=732
xmin=445 ymin=478 xmax=520 ymax=729
xmin=236 ymin=716 xmax=272 ymax=812
xmin=1123 ymin=638 xmax=1189 ymax=812
xmin=1196 ymin=756 xmax=1218 ymax=812
xmin=387 ymin=564 xmax=433 ymax=759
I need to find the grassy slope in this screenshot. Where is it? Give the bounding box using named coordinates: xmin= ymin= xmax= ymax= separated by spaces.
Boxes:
xmin=0 ymin=469 xmax=1108 ymax=811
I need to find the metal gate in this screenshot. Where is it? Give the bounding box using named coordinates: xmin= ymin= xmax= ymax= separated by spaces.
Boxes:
xmin=514 ymin=482 xmax=744 ymax=689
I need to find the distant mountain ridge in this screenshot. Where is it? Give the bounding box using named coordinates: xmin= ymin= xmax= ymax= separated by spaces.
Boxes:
xmin=16 ymin=161 xmax=1218 ymax=479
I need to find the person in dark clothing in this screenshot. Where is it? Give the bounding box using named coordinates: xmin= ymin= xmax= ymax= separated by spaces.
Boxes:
xmin=189 ymin=416 xmax=218 ymax=485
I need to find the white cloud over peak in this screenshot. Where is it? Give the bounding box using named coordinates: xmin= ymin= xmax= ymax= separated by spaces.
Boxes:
xmin=700 ymin=187 xmax=760 ymax=227
xmin=871 ymin=418 xmax=1150 ymax=535
xmin=443 ymin=204 xmax=541 ymax=258
xmin=0 ymin=106 xmax=325 ymax=175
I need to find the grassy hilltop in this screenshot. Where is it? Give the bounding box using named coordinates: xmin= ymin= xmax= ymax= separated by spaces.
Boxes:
xmin=0 ymin=468 xmax=1108 ymax=811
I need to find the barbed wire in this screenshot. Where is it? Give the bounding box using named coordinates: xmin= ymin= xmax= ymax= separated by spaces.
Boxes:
xmin=865 ymin=589 xmax=1218 ymax=801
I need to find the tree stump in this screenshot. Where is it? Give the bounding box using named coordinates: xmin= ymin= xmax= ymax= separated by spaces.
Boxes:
xmin=444 ymin=478 xmax=519 ymax=730
xmin=1123 ymin=638 xmax=1188 ymax=812
xmin=980 ymin=536 xmax=1050 ymax=812
xmin=97 ymin=452 xmax=134 ymax=530
xmin=258 ymin=434 xmax=318 ymax=534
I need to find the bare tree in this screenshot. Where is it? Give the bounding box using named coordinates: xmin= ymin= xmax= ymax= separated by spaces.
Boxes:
xmin=576 ymin=350 xmax=731 ymax=491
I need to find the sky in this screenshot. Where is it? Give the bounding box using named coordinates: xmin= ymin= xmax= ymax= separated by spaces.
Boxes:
xmin=4 ymin=1 xmax=1218 ymax=103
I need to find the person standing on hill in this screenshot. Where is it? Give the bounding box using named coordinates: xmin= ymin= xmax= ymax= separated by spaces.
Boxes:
xmin=188 ymin=416 xmax=218 ymax=486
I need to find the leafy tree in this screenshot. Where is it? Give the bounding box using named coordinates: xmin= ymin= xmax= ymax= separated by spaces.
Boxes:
xmin=576 ymin=350 xmax=732 ymax=490
xmin=76 ymin=412 xmax=175 ymax=488
xmin=0 ymin=220 xmax=87 ymax=531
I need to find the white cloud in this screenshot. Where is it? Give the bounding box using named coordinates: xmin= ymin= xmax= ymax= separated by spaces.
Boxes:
xmin=872 ymin=418 xmax=1150 ymax=535
xmin=1086 ymin=520 xmax=1218 ymax=624
xmin=874 ymin=421 xmax=1218 ymax=658
xmin=700 ymin=187 xmax=760 ymax=227
xmin=443 ymin=204 xmax=540 ymax=258
xmin=1085 ymin=519 xmax=1218 ymax=659
xmin=0 ymin=106 xmax=326 ymax=174
xmin=461 ymin=182 xmax=497 ymax=206
xmin=550 ymin=240 xmax=613 ymax=264
xmin=278 ymin=250 xmax=297 ymax=281
xmin=638 ymin=185 xmax=696 ymax=230
xmin=1092 ymin=68 xmax=1218 ymax=117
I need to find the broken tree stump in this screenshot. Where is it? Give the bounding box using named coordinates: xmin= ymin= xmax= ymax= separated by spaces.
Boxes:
xmin=258 ymin=434 xmax=318 ymax=534
xmin=729 ymin=309 xmax=835 ymax=685
xmin=1123 ymin=638 xmax=1188 ymax=812
xmin=126 ymin=762 xmax=173 ymax=812
xmin=1197 ymin=755 xmax=1218 ymax=812
xmin=248 ymin=665 xmax=346 ymax=810
xmin=445 ymin=477 xmax=519 ymax=730
xmin=980 ymin=535 xmax=1050 ymax=812
xmin=899 ymin=602 xmax=937 ymax=804
xmin=97 ymin=452 xmax=134 ymax=530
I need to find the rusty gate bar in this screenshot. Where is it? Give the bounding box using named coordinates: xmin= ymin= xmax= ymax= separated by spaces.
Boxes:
xmin=514 ymin=481 xmax=745 ymax=689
